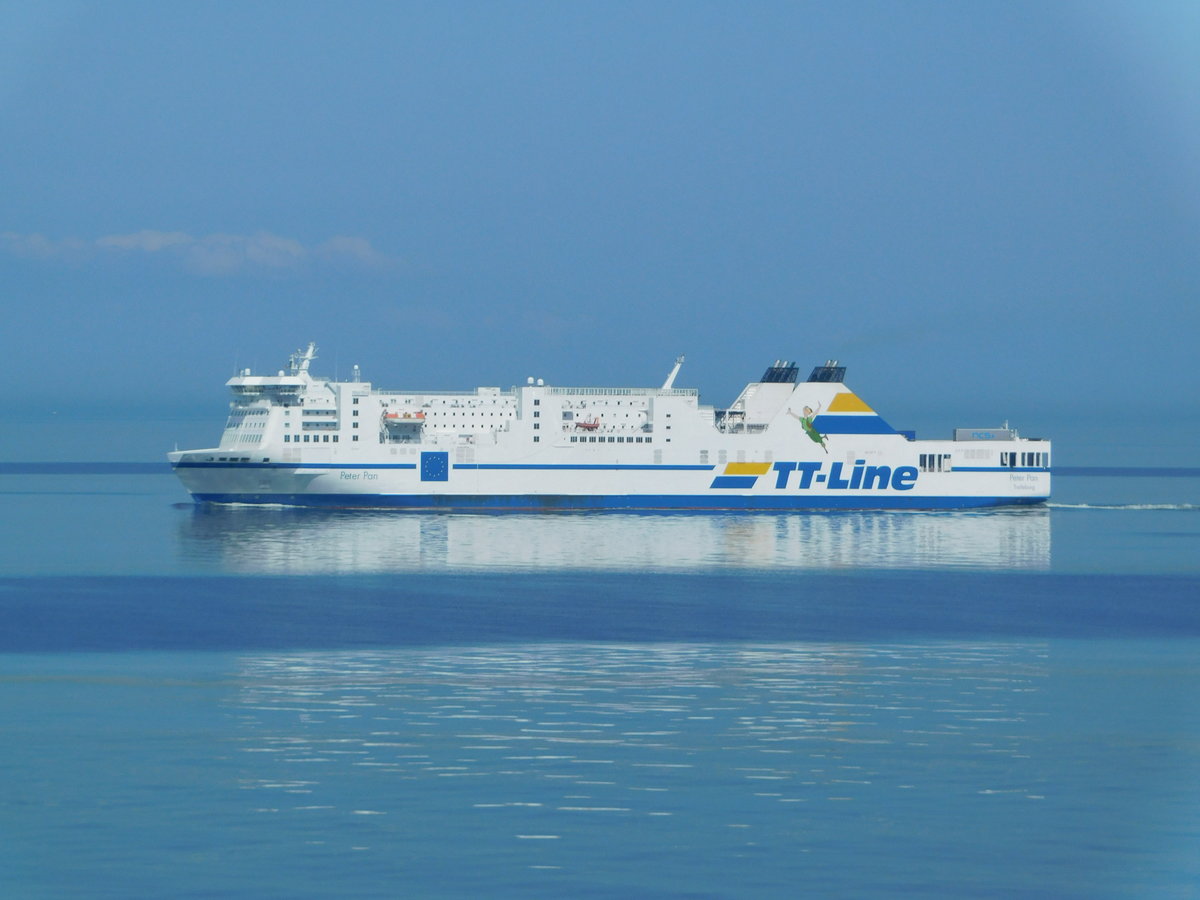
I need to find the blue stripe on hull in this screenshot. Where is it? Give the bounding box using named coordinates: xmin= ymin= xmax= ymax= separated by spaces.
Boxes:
xmin=454 ymin=463 xmax=715 ymax=471
xmin=810 ymin=414 xmax=896 ymax=435
xmin=190 ymin=492 xmax=1047 ymax=511
xmin=709 ymin=476 xmax=760 ymax=489
xmin=952 ymin=466 xmax=1050 ymax=473
xmin=174 ymin=462 xmax=418 ymax=470
xmin=172 ymin=462 xmax=713 ymax=471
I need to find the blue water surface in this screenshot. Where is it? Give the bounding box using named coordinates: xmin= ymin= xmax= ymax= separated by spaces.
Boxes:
xmin=1 ymin=467 xmax=1198 ymax=898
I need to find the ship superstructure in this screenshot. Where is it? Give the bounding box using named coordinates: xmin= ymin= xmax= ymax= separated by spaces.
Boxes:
xmin=169 ymin=344 xmax=1051 ymax=509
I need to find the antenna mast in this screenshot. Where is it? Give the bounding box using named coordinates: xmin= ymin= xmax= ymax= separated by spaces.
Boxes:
xmin=661 ymin=355 xmax=685 ymax=390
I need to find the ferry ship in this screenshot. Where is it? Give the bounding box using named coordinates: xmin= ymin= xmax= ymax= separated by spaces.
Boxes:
xmin=168 ymin=343 xmax=1051 ymax=509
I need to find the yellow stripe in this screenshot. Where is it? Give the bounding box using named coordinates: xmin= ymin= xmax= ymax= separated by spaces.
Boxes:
xmin=724 ymin=462 xmax=772 ymax=475
xmin=827 ymin=391 xmax=874 ymax=413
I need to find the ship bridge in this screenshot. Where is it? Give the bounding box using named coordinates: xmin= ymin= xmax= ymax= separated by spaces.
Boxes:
xmin=226 ymin=342 xmax=319 ymax=403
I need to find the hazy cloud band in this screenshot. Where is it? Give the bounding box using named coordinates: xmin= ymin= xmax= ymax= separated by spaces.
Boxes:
xmin=1 ymin=230 xmax=393 ymax=275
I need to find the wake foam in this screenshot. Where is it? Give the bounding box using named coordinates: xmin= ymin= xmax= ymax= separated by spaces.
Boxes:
xmin=1048 ymin=502 xmax=1200 ymax=511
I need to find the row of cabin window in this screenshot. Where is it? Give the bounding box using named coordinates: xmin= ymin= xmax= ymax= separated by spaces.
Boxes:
xmin=372 ymin=397 xmax=515 ymax=407
xmin=1000 ymin=452 xmax=1050 ymax=468
xmin=697 ymin=450 xmax=751 ymax=463
xmin=570 ymin=436 xmax=652 ymax=444
xmin=285 ymin=434 xmax=340 ymax=443
xmin=379 ymin=411 xmax=514 ymax=419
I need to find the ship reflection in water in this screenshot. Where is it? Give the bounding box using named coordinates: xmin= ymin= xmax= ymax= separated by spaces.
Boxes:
xmin=229 ymin=641 xmax=1050 ymax=891
xmin=178 ymin=507 xmax=1050 ymax=573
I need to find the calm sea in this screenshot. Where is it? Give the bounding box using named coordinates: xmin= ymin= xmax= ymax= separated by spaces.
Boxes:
xmin=1 ymin=466 xmax=1198 ymax=898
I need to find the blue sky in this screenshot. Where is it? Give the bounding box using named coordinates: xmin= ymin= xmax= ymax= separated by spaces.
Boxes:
xmin=3 ymin=1 xmax=1198 ymax=460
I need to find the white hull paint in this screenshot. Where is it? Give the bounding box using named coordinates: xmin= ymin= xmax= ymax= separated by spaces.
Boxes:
xmin=170 ymin=346 xmax=1050 ymax=510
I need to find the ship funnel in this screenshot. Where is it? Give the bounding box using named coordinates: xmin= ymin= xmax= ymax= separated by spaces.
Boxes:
xmin=760 ymin=360 xmax=798 ymax=383
xmin=807 ymin=360 xmax=846 ymax=383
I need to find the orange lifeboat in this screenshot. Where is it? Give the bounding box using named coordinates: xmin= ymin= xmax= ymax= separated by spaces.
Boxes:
xmin=384 ymin=410 xmax=425 ymax=424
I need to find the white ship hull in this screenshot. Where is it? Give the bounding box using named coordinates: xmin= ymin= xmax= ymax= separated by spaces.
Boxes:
xmin=169 ymin=346 xmax=1050 ymax=510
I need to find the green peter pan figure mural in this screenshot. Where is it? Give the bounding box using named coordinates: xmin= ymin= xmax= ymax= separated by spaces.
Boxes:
xmin=787 ymin=404 xmax=828 ymax=453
